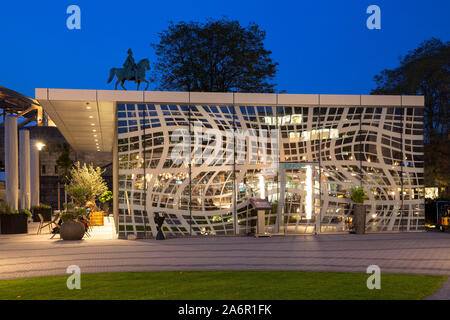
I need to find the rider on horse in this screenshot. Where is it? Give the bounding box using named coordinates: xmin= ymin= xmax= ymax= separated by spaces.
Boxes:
xmin=123 ymin=48 xmax=137 ymax=80
xmin=108 ymin=49 xmax=150 ymax=90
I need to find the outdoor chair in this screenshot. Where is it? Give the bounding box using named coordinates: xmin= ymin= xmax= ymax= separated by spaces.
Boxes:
xmin=37 ymin=213 xmax=53 ymax=235
xmin=80 ymin=214 xmax=93 ymax=238
xmin=49 ymin=212 xmax=62 ymax=239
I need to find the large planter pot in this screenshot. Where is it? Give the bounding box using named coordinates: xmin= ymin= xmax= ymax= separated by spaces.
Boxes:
xmin=32 ymin=207 xmax=52 ymax=222
xmin=352 ymin=204 xmax=366 ymax=234
xmin=60 ymin=221 xmax=85 ymax=240
xmin=0 ymin=213 xmax=28 ymax=234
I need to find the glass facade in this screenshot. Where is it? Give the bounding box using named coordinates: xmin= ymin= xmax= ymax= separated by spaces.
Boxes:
xmin=117 ymin=102 xmax=424 ymax=238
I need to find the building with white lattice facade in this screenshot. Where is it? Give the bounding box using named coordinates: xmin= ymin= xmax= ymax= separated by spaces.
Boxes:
xmin=35 ymin=89 xmax=425 ymax=238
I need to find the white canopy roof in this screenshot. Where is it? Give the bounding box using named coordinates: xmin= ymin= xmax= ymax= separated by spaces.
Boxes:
xmin=35 ymin=88 xmax=424 ymax=152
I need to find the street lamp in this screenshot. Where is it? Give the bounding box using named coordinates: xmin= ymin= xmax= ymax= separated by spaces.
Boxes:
xmin=36 ymin=142 xmax=46 ymax=151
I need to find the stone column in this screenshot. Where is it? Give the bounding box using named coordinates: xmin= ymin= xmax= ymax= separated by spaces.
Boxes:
xmin=19 ymin=130 xmax=31 ymax=209
xmin=5 ymin=115 xmax=19 ymax=210
xmin=113 ymin=104 xmax=119 ymax=235
xmin=30 ymin=139 xmax=40 ymax=207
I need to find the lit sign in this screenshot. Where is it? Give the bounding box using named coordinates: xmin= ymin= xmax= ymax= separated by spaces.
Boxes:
xmin=289 ymin=128 xmax=339 ymax=142
xmin=264 ymin=114 xmax=302 ymax=125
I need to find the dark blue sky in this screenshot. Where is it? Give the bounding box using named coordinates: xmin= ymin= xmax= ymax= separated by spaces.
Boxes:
xmin=1 ymin=0 xmax=449 ymax=98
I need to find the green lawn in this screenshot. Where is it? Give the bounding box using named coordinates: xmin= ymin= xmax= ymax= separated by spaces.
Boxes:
xmin=0 ymin=271 xmax=446 ymax=300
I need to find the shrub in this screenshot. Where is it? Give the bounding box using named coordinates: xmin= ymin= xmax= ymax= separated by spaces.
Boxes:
xmin=61 ymin=207 xmax=87 ymax=222
xmin=31 ymin=203 xmax=51 ymax=211
xmin=63 ymin=202 xmax=75 ymax=210
xmin=74 ymin=207 xmax=87 ymax=216
xmin=0 ymin=202 xmax=17 ymax=214
xmin=66 ymin=185 xmax=89 ymax=206
xmin=61 ymin=212 xmax=77 ymax=222
xmin=349 ymin=186 xmax=369 ymax=204
xmin=98 ymin=191 xmax=113 ymax=204
xmin=0 ymin=203 xmax=34 ymax=216
xmin=21 ymin=209 xmax=32 ymax=217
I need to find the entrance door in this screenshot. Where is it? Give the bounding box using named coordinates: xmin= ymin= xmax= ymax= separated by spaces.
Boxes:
xmin=276 ymin=162 xmax=321 ymax=234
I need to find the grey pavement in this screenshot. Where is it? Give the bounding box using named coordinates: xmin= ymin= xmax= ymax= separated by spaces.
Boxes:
xmin=1 ymin=230 xmax=449 ymax=283
xmin=425 ymin=278 xmax=450 ymax=300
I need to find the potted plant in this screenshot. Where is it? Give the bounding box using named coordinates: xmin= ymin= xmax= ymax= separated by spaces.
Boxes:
xmin=68 ymin=162 xmax=108 ymax=206
xmin=0 ymin=203 xmax=31 ymax=234
xmin=61 ymin=186 xmax=88 ymax=241
xmin=31 ymin=203 xmax=52 ymax=222
xmin=349 ymin=186 xmax=369 ymax=234
xmin=67 ymin=162 xmax=109 ymax=227
xmin=66 ymin=185 xmax=89 ymax=207
xmin=60 ymin=207 xmax=87 ymax=240
xmin=98 ymin=191 xmax=113 ymax=214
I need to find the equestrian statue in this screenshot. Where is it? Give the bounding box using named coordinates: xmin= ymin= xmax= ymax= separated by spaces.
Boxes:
xmin=107 ymin=49 xmax=150 ymax=90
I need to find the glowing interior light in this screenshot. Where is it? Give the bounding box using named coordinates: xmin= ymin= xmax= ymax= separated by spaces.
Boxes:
xmin=259 ymin=175 xmax=265 ymax=199
xmin=305 ymin=165 xmax=312 ymax=219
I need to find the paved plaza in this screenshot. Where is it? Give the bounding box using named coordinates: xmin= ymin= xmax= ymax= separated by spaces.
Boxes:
xmin=0 ymin=230 xmax=449 ymax=280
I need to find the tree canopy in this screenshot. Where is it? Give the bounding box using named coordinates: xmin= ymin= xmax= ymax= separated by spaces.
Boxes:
xmin=371 ymin=38 xmax=450 ymax=189
xmin=55 ymin=143 xmax=74 ymax=184
xmin=371 ymin=38 xmax=449 ymax=143
xmin=68 ymin=162 xmax=108 ymax=203
xmin=151 ymin=18 xmax=279 ymax=93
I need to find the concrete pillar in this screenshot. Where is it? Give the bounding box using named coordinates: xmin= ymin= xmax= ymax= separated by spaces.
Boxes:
xmin=113 ymin=104 xmax=119 ymax=234
xmin=19 ymin=130 xmax=31 ymax=209
xmin=5 ymin=115 xmax=19 ymax=210
xmin=30 ymin=139 xmax=40 ymax=207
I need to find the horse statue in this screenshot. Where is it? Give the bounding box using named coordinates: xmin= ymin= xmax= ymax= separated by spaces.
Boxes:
xmin=107 ymin=58 xmax=150 ymax=90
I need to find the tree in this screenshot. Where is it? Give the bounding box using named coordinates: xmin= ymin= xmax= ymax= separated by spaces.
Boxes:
xmin=56 ymin=143 xmax=74 ymax=184
xmin=68 ymin=162 xmax=108 ymax=203
xmin=66 ymin=185 xmax=89 ymax=207
xmin=152 ymin=18 xmax=279 ymax=93
xmin=371 ymin=38 xmax=450 ymax=190
xmin=371 ymin=38 xmax=449 ymax=143
xmin=349 ymin=186 xmax=369 ymax=204
xmin=56 ymin=143 xmax=74 ymax=207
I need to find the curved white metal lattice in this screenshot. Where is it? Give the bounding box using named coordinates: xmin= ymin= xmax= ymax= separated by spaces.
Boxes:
xmin=117 ymin=104 xmax=424 ymax=238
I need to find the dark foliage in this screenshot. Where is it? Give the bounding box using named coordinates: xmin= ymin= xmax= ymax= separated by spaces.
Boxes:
xmin=152 ymin=18 xmax=278 ymax=93
xmin=371 ymin=38 xmax=450 ymax=189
